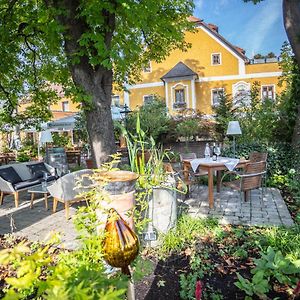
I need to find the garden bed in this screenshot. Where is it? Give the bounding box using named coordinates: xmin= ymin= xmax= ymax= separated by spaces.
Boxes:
xmin=0 ymin=218 xmax=299 ymax=299
xmin=135 ymin=226 xmax=296 ymax=300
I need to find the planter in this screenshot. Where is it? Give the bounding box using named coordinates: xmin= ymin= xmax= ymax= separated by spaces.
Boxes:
xmin=146 ymin=178 xmax=177 ymax=247
xmin=85 ymin=158 xmax=94 ymax=169
xmin=96 ymin=170 xmax=138 ymax=232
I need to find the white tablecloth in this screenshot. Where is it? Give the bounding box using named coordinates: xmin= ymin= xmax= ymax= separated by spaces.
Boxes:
xmin=189 ymin=157 xmax=240 ymax=172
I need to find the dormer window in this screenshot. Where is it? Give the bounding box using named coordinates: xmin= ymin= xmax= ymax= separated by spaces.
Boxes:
xmin=211 ymin=53 xmax=221 ymax=65
xmin=172 ymin=83 xmax=187 ymax=109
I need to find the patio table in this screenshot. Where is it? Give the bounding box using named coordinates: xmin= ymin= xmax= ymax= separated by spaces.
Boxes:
xmin=182 ymin=157 xmax=249 ymax=209
xmin=28 ymin=182 xmax=54 ymax=210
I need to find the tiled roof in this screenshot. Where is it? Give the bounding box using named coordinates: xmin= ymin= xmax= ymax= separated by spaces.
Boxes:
xmin=188 ymin=16 xmax=248 ymax=61
xmin=161 ymin=62 xmax=198 ymax=80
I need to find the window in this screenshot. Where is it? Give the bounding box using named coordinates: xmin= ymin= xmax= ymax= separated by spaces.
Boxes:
xmin=143 ymin=94 xmax=154 ymax=105
xmin=261 ymin=85 xmax=275 ymax=100
xmin=61 ymin=101 xmax=69 ymax=112
xmin=173 ymin=89 xmax=187 ymax=109
xmin=232 ymin=81 xmax=251 ymax=107
xmin=211 ymin=53 xmax=221 ymax=65
xmin=111 ymin=95 xmax=120 ymax=106
xmin=143 ymin=61 xmax=151 ymax=73
xmin=211 ymin=88 xmax=224 ymax=107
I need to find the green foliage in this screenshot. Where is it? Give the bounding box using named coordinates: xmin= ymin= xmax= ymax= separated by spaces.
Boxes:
xmin=0 ymin=237 xmax=128 ymax=299
xmin=275 ymin=42 xmax=300 ymax=142
xmin=222 ymin=142 xmax=296 ymax=187
xmin=235 ymin=246 xmax=300 ymax=298
xmin=213 ymin=92 xmax=234 ymax=141
xmin=16 ymin=152 xmax=31 ymax=162
xmin=175 ymin=118 xmax=199 ymax=141
xmin=159 ymin=215 xmax=219 ymax=256
xmin=0 ymin=155 xmax=155 ymax=299
xmin=125 ymin=97 xmax=170 ymax=143
xmin=51 ymin=132 xmax=71 ymax=148
xmin=0 ymin=0 xmax=194 ymax=127
xmin=236 ymin=82 xmax=279 ymax=144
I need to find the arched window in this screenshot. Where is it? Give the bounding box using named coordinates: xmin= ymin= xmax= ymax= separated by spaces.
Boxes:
xmin=172 ymin=83 xmax=188 ymax=109
xmin=232 ymin=81 xmax=251 ymax=106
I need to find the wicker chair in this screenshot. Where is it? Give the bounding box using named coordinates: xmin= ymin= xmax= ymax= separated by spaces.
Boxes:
xmin=249 ymin=151 xmax=268 ymax=162
xmin=223 ymin=161 xmax=267 ymax=201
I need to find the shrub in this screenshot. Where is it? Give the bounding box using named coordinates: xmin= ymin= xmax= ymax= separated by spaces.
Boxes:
xmin=222 ymin=142 xmax=295 ymax=187
xmin=125 ymin=96 xmax=170 ymax=143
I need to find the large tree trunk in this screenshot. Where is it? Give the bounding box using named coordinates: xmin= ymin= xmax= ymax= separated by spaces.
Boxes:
xmin=283 ymin=0 xmax=300 ymax=148
xmin=46 ymin=0 xmax=116 ymax=167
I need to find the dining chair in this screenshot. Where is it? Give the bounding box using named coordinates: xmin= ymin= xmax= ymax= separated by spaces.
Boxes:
xmin=249 ymin=151 xmax=268 ymax=189
xmin=222 ymin=161 xmax=267 ymax=202
xmin=249 ymin=151 xmax=268 ymax=162
xmin=179 ymin=153 xmax=208 ymax=195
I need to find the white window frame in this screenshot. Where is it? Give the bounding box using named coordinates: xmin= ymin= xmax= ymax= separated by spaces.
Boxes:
xmin=111 ymin=95 xmax=120 ymax=106
xmin=232 ymin=81 xmax=251 ymax=107
xmin=211 ymin=53 xmax=222 ymax=66
xmin=211 ymin=88 xmax=224 ymax=107
xmin=261 ymin=84 xmax=276 ymax=101
xmin=143 ymin=61 xmax=152 ymax=73
xmin=143 ymin=94 xmax=154 ymax=104
xmin=171 ymin=83 xmax=189 ymax=109
xmin=61 ymin=101 xmax=69 ymax=112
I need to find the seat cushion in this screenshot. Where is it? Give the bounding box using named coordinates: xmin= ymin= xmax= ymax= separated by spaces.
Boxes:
xmin=46 ymin=175 xmax=56 ymax=182
xmin=27 ymin=163 xmax=51 ymax=178
xmin=0 ymin=167 xmax=22 ymax=184
xmin=13 ymin=178 xmax=41 ymax=190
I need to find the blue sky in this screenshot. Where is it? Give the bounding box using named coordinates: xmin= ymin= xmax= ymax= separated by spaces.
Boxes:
xmin=194 ymin=0 xmax=287 ymax=58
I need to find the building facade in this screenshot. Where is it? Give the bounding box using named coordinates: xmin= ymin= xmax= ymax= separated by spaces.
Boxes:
xmin=113 ymin=17 xmax=283 ymax=116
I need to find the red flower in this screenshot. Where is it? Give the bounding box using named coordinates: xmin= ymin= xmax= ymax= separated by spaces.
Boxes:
xmin=195 ymin=280 xmax=202 ymax=300
xmin=294 ymin=281 xmax=300 ymax=296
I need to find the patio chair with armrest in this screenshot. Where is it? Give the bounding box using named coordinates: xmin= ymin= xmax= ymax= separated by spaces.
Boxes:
xmin=179 ymin=153 xmax=208 ymax=195
xmin=47 ymin=169 xmax=94 ymax=219
xmin=222 ymin=161 xmax=267 ymax=202
xmin=249 ymin=151 xmax=268 ymax=163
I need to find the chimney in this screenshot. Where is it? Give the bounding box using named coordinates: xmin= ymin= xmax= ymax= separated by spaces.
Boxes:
xmin=207 ymin=23 xmax=218 ymax=33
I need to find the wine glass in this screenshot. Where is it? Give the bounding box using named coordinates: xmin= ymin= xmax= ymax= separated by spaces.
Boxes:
xmin=215 ymin=145 xmax=221 ymax=160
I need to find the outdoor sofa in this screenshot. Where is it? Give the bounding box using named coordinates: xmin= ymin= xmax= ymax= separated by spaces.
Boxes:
xmin=0 ymin=161 xmax=56 ymax=207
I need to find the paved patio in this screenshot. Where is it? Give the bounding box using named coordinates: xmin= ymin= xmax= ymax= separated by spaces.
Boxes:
xmin=0 ymin=186 xmax=294 ymax=249
xmin=184 ymin=186 xmax=294 ymax=227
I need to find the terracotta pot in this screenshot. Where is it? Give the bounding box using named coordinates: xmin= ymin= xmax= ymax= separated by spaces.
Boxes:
xmin=85 ymin=158 xmax=94 ymax=169
xmin=96 ymin=170 xmax=138 ymax=231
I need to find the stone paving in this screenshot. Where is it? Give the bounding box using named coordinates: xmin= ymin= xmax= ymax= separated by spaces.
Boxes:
xmin=0 ymin=186 xmax=294 ymax=249
xmin=184 ymin=185 xmax=294 ymax=227
xmin=0 ymin=191 xmax=79 ymax=249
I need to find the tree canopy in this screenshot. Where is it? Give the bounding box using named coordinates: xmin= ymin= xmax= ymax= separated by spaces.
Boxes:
xmin=0 ymin=0 xmax=194 ymax=128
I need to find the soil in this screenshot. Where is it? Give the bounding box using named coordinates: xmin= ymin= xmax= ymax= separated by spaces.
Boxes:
xmin=135 ymin=241 xmax=291 ymax=300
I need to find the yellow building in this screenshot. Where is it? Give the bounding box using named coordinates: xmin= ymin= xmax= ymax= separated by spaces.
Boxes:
xmin=114 ymin=17 xmax=282 ymax=116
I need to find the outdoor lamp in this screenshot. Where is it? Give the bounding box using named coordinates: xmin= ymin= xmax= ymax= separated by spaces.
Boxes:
xmin=226 ymin=121 xmax=242 ymax=158
xmin=40 ymin=130 xmax=53 ymax=144
xmin=38 ymin=130 xmax=53 ymax=160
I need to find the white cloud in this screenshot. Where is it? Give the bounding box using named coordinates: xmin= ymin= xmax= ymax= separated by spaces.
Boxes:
xmin=242 ymin=0 xmax=281 ymax=55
